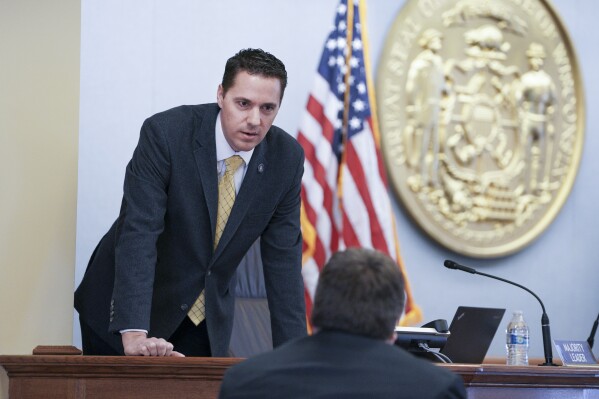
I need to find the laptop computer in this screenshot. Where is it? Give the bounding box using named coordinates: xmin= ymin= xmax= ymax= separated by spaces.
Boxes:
xmin=440 ymin=306 xmax=506 ymax=364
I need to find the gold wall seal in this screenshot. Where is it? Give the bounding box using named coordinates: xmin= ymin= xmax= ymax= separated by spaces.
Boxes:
xmin=377 ymin=0 xmax=584 ymax=257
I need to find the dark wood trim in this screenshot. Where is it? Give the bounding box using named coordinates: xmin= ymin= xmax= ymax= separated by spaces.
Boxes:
xmin=1 ymin=347 xmax=598 ymax=399
xmin=31 ymin=346 xmax=82 ymax=356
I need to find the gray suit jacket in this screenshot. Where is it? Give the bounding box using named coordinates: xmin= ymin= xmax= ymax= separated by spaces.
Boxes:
xmin=75 ymin=103 xmax=306 ymax=356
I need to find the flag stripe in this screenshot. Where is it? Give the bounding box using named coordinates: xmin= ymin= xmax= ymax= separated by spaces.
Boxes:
xmin=345 ymin=138 xmax=389 ymax=254
xmin=300 ymin=186 xmax=328 ymax=269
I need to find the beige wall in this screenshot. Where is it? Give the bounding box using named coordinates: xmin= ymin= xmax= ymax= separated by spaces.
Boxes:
xmin=0 ymin=0 xmax=80 ymax=397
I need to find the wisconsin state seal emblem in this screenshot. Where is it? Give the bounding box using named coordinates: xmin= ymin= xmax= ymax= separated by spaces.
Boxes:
xmin=377 ymin=0 xmax=584 ymax=257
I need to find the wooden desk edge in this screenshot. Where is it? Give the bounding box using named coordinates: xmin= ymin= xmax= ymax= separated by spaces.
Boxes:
xmin=1 ymin=351 xmax=598 ymax=387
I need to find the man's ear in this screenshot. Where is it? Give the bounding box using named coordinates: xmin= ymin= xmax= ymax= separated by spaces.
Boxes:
xmin=385 ymin=317 xmax=401 ymax=344
xmin=386 ymin=331 xmax=398 ymax=345
xmin=217 ymin=84 xmax=224 ymax=107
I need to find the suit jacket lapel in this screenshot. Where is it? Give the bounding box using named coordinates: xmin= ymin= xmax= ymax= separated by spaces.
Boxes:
xmin=192 ymin=104 xmax=220 ymax=243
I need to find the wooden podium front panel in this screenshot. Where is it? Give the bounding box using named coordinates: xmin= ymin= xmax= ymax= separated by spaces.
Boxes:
xmin=2 ymin=353 xmax=599 ymax=399
xmin=10 ymin=378 xmax=224 ymax=399
xmin=0 ymin=355 xmax=239 ymax=399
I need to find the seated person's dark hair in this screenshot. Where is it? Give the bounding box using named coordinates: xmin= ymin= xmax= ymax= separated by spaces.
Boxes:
xmin=311 ymin=248 xmax=405 ymax=340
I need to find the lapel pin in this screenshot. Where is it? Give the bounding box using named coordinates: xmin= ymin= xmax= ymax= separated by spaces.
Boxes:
xmin=258 ymin=163 xmax=265 ymax=173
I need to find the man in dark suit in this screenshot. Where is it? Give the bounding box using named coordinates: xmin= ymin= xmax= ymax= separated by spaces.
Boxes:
xmin=218 ymin=248 xmax=467 ymax=399
xmin=74 ymin=48 xmax=306 ymax=357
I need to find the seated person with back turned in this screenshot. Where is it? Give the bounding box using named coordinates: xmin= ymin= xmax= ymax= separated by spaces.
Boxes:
xmin=218 ymin=248 xmax=467 ymax=399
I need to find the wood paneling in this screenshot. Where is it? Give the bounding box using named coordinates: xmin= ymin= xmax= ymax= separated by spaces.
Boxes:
xmin=1 ymin=347 xmax=598 ymax=399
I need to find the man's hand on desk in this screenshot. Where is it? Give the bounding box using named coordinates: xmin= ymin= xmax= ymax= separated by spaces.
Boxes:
xmin=121 ymin=331 xmax=185 ymax=357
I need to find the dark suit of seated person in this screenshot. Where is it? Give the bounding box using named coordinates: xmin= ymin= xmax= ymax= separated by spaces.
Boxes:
xmin=218 ymin=248 xmax=467 ymax=399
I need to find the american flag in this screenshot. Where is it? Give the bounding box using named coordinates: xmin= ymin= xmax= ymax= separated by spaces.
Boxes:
xmin=298 ymin=0 xmax=421 ymax=327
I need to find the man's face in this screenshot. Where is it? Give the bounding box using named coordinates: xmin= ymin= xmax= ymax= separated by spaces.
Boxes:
xmin=217 ymin=70 xmax=282 ymax=152
xmin=530 ymin=56 xmax=544 ymax=71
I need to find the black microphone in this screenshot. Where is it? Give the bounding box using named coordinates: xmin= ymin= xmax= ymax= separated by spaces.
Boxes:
xmin=444 ymin=259 xmax=557 ymax=366
xmin=587 ymin=313 xmax=599 ymax=349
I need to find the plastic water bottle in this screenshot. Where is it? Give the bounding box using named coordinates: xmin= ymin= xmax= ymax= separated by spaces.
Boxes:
xmin=506 ymin=310 xmax=529 ymax=366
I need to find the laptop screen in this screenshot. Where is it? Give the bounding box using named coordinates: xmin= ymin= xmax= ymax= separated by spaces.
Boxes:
xmin=440 ymin=306 xmax=506 ymax=364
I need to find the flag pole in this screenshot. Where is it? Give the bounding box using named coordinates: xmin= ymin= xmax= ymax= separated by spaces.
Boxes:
xmin=338 ymin=0 xmax=354 ymax=198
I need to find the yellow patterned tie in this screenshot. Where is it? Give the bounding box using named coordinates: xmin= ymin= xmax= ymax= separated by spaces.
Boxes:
xmin=188 ymin=155 xmax=244 ymax=326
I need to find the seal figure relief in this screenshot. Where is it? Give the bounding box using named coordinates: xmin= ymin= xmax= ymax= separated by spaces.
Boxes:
xmin=377 ymin=0 xmax=584 ymax=257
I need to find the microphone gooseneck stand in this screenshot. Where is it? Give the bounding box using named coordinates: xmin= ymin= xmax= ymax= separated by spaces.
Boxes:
xmin=444 ymin=259 xmax=558 ymax=366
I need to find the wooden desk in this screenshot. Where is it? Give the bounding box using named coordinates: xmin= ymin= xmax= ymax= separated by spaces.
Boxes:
xmin=1 ymin=350 xmax=599 ymax=398
xmin=450 ymin=363 xmax=599 ymax=398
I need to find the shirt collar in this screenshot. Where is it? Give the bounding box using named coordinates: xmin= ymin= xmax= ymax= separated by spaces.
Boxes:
xmin=215 ymin=111 xmax=254 ymax=166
